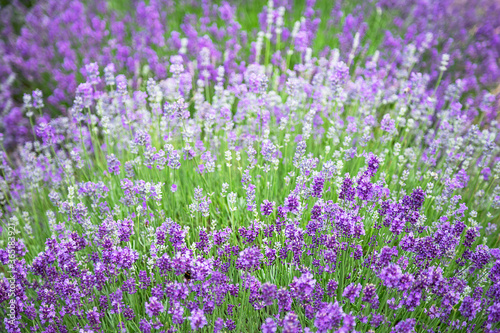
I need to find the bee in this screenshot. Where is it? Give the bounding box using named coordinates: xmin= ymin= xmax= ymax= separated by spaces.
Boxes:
xmin=403 ymin=87 xmax=411 ymax=94
xmin=184 ymin=270 xmax=192 ymax=282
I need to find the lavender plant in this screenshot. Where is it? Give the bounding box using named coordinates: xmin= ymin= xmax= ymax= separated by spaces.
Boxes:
xmin=0 ymin=1 xmax=499 ymax=333
xmin=1 ymin=0 xmax=499 ymax=148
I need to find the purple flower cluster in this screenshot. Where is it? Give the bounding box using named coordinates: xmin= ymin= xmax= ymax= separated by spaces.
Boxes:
xmin=0 ymin=0 xmax=498 ymax=332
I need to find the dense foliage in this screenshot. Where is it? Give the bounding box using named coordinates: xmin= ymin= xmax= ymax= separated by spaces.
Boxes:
xmin=0 ymin=0 xmax=499 ymax=332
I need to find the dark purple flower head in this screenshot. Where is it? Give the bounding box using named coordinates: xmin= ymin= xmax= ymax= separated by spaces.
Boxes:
xmin=326 ymin=280 xmax=338 ymax=297
xmin=170 ymin=302 xmax=184 ymax=325
xmin=371 ymin=314 xmax=385 ymax=327
xmin=123 ymin=277 xmax=136 ymax=294
xmin=460 ymin=296 xmax=481 ymax=320
xmin=285 ymin=195 xmax=300 ymax=213
xmin=189 ymin=308 xmax=207 ymax=331
xmin=118 ymin=218 xmax=134 ymax=242
xmin=110 ymin=288 xmax=124 ymax=313
xmin=365 ymin=154 xmax=380 ymax=177
xmin=464 ymin=227 xmax=479 ymax=247
xmin=145 ymin=297 xmax=164 ymax=317
xmin=39 ymin=303 xmax=56 ymax=324
xmin=261 ymin=200 xmax=275 ymax=216
xmin=342 ymin=282 xmax=362 ymax=303
xmin=390 ymin=217 xmax=405 ymax=235
xmin=236 ymin=246 xmax=262 ymax=272
xmin=339 ymin=175 xmax=355 ymax=202
xmin=488 ymin=302 xmax=500 ymax=324
xmin=225 ymin=319 xmax=236 ymax=331
xmin=409 ymin=188 xmax=425 ymax=211
xmin=261 ymin=318 xmax=277 ymax=333
xmin=139 ymin=270 xmax=151 ymax=289
xmin=10 ymin=240 xmax=27 ymax=258
xmin=379 ymin=264 xmax=403 ymax=289
xmin=277 ymin=288 xmax=292 ymax=313
xmin=471 ymin=245 xmax=491 ymax=272
xmin=362 ymin=284 xmax=379 ymax=308
xmin=356 ymin=176 xmax=373 ymax=201
xmin=311 ymin=204 xmax=322 ymax=220
xmin=214 ymin=318 xmax=224 ymax=333
xmin=123 ymin=306 xmax=136 ymax=320
xmin=290 ymin=272 xmax=316 ymax=301
xmin=139 ymin=319 xmax=152 ymax=333
xmin=86 ymin=307 xmax=101 ymax=330
xmin=377 ymin=246 xmax=399 ymax=268
xmin=314 ymin=301 xmax=344 ymax=333
xmin=311 ymin=175 xmax=325 ymax=198
xmin=391 ymin=318 xmax=416 ymax=333
xmin=262 ymin=283 xmax=277 ymax=306
xmin=282 ymin=311 xmax=301 ymax=333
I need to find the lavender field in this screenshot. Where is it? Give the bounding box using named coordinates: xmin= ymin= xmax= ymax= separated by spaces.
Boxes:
xmin=0 ymin=0 xmax=499 ymax=332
